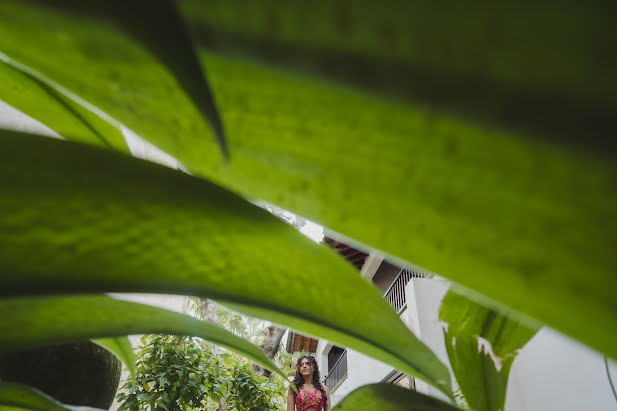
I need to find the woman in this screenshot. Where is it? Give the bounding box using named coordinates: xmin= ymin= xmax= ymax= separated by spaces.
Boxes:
xmin=287 ymin=355 xmax=331 ymax=411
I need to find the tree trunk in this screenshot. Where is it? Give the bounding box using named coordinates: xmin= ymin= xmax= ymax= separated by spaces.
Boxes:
xmin=199 ymin=298 xmax=218 ymax=323
xmin=252 ymin=324 xmax=286 ymax=377
xmin=198 ymin=298 xmax=220 ymax=355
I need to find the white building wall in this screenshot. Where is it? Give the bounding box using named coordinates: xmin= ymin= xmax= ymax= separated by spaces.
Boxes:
xmin=316 ymin=309 xmax=411 ymax=407
xmin=405 ymin=278 xmax=452 ymax=402
xmin=506 ymin=328 xmax=617 ymax=411
xmin=324 ymin=349 xmax=392 ymax=407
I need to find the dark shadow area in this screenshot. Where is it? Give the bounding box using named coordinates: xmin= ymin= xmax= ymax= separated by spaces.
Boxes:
xmin=191 ymin=26 xmax=616 ymax=159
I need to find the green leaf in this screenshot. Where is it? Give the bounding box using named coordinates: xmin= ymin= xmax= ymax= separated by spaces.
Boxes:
xmin=0 ymin=54 xmax=128 ymax=152
xmin=0 ymin=382 xmax=104 ymax=411
xmin=0 ymin=295 xmax=286 ymax=382
xmin=198 ymin=52 xmax=617 ymax=360
xmin=440 ymin=289 xmax=537 ymax=411
xmin=331 ymin=383 xmax=461 ymax=411
xmin=1 ymin=0 xmax=614 ymax=358
xmin=92 ymin=336 xmax=136 ymax=380
xmin=0 ymin=131 xmax=451 ymax=397
xmin=0 ymin=0 xmax=226 ymax=159
xmin=179 ymin=0 xmax=617 ymax=132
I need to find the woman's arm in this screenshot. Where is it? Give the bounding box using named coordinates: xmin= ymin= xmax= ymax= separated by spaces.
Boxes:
xmin=324 ymin=386 xmax=331 ymax=411
xmin=287 ymin=387 xmax=296 ymax=411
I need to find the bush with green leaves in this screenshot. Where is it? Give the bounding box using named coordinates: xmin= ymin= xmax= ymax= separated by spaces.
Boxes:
xmin=117 ymin=335 xmax=284 ymax=411
xmin=0 ymin=0 xmax=615 ymax=410
xmin=117 ymin=335 xmax=225 ymax=410
xmin=227 ymin=363 xmax=281 ymax=411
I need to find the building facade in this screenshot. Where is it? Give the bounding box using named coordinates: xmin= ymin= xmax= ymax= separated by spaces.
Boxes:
xmin=286 ymin=239 xmax=617 ymax=410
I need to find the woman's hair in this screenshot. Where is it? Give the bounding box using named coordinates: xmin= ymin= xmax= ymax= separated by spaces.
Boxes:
xmin=290 ymin=354 xmax=327 ymax=410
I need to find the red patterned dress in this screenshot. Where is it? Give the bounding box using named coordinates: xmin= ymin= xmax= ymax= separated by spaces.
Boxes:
xmin=296 ymin=385 xmax=324 ymax=411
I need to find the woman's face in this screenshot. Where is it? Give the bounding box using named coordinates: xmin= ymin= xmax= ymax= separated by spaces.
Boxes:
xmin=298 ymin=358 xmax=314 ymax=376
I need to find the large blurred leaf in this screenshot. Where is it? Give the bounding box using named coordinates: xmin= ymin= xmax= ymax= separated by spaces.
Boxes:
xmin=196 ymin=53 xmax=617 ymax=359
xmin=0 ymin=130 xmax=451 ymax=397
xmin=0 ymin=382 xmax=103 ymax=411
xmin=440 ymin=290 xmax=537 ymax=411
xmin=0 ymin=0 xmax=226 ymax=158
xmin=180 ymin=0 xmax=616 ymax=150
xmin=331 ymin=383 xmax=461 ymax=411
xmin=0 ymin=295 xmax=286 ymax=381
xmin=1 ymin=0 xmax=615 ymax=360
xmin=92 ymin=337 xmax=136 ymax=380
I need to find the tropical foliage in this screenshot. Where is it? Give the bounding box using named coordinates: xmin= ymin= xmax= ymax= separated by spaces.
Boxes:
xmin=0 ymin=0 xmax=615 ymax=409
xmin=227 ymin=364 xmax=282 ymax=411
xmin=440 ymin=290 xmax=537 ymax=411
xmin=117 ymin=335 xmax=284 ymax=411
xmin=188 ymin=298 xmax=270 ymax=344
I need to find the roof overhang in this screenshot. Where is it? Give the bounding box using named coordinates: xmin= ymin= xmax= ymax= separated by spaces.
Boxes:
xmin=286 ymin=331 xmax=319 ymax=353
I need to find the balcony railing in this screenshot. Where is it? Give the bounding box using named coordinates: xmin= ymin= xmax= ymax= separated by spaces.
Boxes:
xmin=383 ymin=267 xmax=426 ymax=313
xmin=325 ymin=349 xmax=347 ymax=392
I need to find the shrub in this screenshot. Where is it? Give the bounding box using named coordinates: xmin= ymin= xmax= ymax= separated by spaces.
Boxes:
xmin=117 ymin=335 xmax=284 ymax=411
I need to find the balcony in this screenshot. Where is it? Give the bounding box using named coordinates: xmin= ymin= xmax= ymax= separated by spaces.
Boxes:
xmin=383 ymin=267 xmax=426 ymax=313
xmin=325 ymin=349 xmax=347 ymax=392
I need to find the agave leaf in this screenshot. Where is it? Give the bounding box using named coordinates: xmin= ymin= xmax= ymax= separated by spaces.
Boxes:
xmin=0 ymin=54 xmax=128 ymax=151
xmin=331 ymin=383 xmax=461 ymax=411
xmin=91 ymin=337 xmax=136 ymax=380
xmin=0 ymin=130 xmax=451 ymax=397
xmin=0 ymin=295 xmax=286 ymax=381
xmin=0 ymin=0 xmax=226 ymax=158
xmin=440 ymin=290 xmax=537 ymax=411
xmin=0 ymin=382 xmax=104 ymax=411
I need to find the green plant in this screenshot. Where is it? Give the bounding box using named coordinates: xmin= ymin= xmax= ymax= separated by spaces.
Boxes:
xmin=117 ymin=335 xmax=225 ymax=410
xmin=116 ymin=335 xmax=284 ymax=411
xmin=439 ymin=289 xmax=536 ymax=411
xmin=0 ymin=0 xmax=615 ymax=409
xmin=275 ymin=350 xmax=309 ymax=379
xmin=227 ymin=363 xmax=281 ymax=411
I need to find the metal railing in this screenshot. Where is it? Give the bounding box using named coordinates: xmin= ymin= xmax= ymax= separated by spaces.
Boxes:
xmin=383 ymin=267 xmax=426 ymax=313
xmin=325 ymin=349 xmax=347 ymax=392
